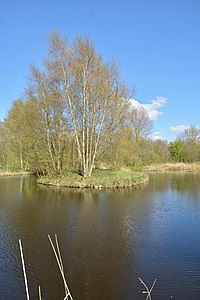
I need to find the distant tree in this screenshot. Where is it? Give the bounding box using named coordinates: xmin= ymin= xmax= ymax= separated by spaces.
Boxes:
xmin=178 ymin=126 xmax=200 ymax=162
xmin=181 ymin=126 xmax=200 ymax=143
xmin=101 ymin=125 xmax=135 ymax=169
xmin=129 ymin=106 xmax=153 ymax=142
xmin=169 ymin=139 xmax=186 ymax=162
xmin=4 ymin=99 xmax=30 ymax=170
xmin=0 ymin=122 xmax=10 ymax=169
xmin=151 ymin=139 xmax=170 ymax=163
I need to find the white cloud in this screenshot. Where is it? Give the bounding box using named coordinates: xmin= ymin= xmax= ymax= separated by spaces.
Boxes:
xmin=152 ymin=132 xmax=163 ymax=140
xmin=148 ymin=110 xmax=162 ymax=121
xmin=170 ymin=125 xmax=190 ymax=132
xmin=131 ymin=96 xmax=167 ymax=121
xmin=131 ymin=99 xmax=141 ymax=108
xmin=152 ymin=131 xmax=160 ymax=136
xmin=145 ymin=96 xmax=166 ymax=110
xmin=152 ymin=135 xmax=163 ymax=141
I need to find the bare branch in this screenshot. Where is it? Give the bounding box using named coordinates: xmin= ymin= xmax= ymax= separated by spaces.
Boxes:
xmin=138 ymin=277 xmax=157 ymax=300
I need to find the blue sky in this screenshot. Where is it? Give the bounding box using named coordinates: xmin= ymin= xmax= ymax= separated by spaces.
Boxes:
xmin=0 ymin=0 xmax=200 ymax=141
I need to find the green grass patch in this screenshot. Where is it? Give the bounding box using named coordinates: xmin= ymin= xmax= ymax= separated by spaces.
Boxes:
xmin=37 ymin=169 xmax=148 ymax=189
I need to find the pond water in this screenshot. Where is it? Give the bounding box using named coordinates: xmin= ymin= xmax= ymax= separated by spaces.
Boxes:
xmin=0 ymin=173 xmax=200 ymax=299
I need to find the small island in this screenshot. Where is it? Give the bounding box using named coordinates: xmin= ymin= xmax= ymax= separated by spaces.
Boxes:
xmin=37 ymin=169 xmax=148 ymax=189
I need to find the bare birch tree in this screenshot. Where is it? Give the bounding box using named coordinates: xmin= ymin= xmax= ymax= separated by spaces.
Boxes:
xmin=46 ymin=32 xmax=130 ymax=178
xmin=129 ymin=106 xmax=153 ymax=142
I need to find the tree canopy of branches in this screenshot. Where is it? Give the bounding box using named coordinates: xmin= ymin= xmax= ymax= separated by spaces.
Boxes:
xmin=45 ymin=32 xmax=131 ymax=177
xmin=4 ymin=32 xmax=131 ymax=177
xmin=181 ymin=126 xmax=200 ymax=144
xmin=129 ymin=106 xmax=153 ymax=141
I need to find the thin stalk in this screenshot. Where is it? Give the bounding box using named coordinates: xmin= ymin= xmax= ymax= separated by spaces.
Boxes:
xmin=48 ymin=235 xmax=73 ymax=300
xmin=138 ymin=277 xmax=157 ymax=300
xmin=19 ymin=239 xmax=30 ymax=300
xmin=55 ymin=234 xmax=68 ymax=295
xmin=38 ymin=286 xmax=42 ymax=300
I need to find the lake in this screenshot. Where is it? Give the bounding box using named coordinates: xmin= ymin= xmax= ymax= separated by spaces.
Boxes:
xmin=0 ymin=173 xmax=200 ymax=299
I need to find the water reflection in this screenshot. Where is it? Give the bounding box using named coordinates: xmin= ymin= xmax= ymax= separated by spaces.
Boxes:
xmin=0 ymin=174 xmax=200 ymax=299
xmin=149 ymin=172 xmax=200 ymax=196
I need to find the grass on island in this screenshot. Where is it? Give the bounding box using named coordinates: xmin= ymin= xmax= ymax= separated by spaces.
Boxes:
xmin=37 ymin=169 xmax=148 ymax=189
xmin=146 ymin=162 xmax=200 ymax=172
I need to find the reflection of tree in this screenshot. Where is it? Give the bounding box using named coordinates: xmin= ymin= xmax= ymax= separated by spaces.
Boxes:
xmin=67 ymin=188 xmax=140 ymax=299
xmin=149 ymin=172 xmax=200 ymax=200
xmin=170 ymin=173 xmax=200 ymax=198
xmin=148 ymin=173 xmax=170 ymax=192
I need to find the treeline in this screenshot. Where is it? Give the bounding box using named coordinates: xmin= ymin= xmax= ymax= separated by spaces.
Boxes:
xmin=0 ymin=32 xmax=199 ymax=177
xmin=0 ymin=111 xmax=170 ymax=175
xmin=169 ymin=126 xmax=200 ymax=162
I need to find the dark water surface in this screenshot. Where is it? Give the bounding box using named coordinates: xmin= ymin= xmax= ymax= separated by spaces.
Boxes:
xmin=0 ymin=173 xmax=200 ymax=299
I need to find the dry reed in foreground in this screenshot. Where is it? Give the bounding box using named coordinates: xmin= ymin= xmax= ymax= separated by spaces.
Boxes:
xmin=19 ymin=235 xmax=73 ymax=300
xmin=139 ymin=277 xmax=157 ymax=300
xmin=19 ymin=236 xmax=156 ymax=299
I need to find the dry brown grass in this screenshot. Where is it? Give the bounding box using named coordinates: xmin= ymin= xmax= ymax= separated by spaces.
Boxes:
xmin=146 ymin=162 xmax=200 ymax=172
xmin=0 ymin=171 xmax=32 ymax=177
xmin=19 ymin=235 xmax=73 ymax=300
